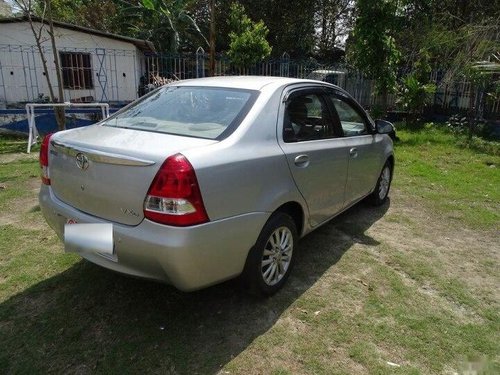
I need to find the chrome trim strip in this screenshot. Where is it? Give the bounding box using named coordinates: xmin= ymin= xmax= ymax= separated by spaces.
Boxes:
xmin=51 ymin=140 xmax=156 ymax=166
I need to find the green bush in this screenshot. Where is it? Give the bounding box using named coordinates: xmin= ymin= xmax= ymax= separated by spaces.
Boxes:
xmin=227 ymin=3 xmax=272 ymax=69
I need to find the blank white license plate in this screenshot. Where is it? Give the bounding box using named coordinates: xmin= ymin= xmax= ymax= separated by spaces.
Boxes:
xmin=64 ymin=223 xmax=114 ymax=255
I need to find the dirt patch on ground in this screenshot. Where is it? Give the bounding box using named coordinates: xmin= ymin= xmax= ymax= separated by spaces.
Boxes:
xmin=0 ymin=177 xmax=45 ymax=230
xmin=362 ymin=187 xmax=499 ymax=319
xmin=0 ymin=152 xmax=38 ymax=164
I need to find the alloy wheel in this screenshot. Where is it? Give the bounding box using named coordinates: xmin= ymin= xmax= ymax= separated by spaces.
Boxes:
xmin=378 ymin=166 xmax=391 ymax=200
xmin=261 ymin=226 xmax=293 ymax=286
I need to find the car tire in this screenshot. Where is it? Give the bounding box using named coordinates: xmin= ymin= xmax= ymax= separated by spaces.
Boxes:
xmin=243 ymin=212 xmax=298 ymax=295
xmin=368 ymin=161 xmax=393 ymax=206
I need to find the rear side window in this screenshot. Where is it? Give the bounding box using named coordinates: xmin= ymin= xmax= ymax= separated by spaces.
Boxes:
xmin=283 ymin=93 xmax=337 ymax=142
xmin=103 ymin=86 xmax=258 ymax=139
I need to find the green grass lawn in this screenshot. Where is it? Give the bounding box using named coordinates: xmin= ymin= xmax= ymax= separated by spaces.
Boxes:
xmin=0 ymin=128 xmax=498 ymax=374
xmin=394 ymin=124 xmax=500 ymax=228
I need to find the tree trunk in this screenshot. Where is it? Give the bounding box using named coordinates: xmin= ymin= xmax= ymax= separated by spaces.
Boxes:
xmin=321 ymin=0 xmax=327 ymax=50
xmin=46 ymin=0 xmax=66 ymax=130
xmin=209 ymin=0 xmax=216 ymax=77
xmin=28 ymin=18 xmax=56 ymax=103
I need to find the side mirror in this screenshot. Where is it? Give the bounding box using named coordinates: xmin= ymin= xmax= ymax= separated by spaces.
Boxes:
xmin=375 ymin=119 xmax=397 ymax=141
xmin=375 ymin=119 xmax=394 ymax=134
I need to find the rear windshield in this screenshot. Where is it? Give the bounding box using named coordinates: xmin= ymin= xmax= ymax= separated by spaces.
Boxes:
xmin=103 ymin=86 xmax=258 ymax=139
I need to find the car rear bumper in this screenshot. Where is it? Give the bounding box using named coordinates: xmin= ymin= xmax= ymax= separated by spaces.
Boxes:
xmin=39 ymin=186 xmax=269 ymax=291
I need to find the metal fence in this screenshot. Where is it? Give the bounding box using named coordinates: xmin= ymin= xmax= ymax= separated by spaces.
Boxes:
xmin=142 ymin=50 xmax=391 ymax=109
xmin=143 ymin=49 xmax=499 ymax=119
xmin=1 ymin=43 xmax=498 ymax=119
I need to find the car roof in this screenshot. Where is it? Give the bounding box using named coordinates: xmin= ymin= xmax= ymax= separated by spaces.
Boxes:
xmin=174 ymin=76 xmax=327 ymax=91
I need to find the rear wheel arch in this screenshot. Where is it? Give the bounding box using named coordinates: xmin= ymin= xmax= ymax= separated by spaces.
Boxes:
xmin=275 ymin=201 xmax=305 ymax=237
xmin=240 ymin=201 xmax=304 ymax=294
xmin=243 ymin=211 xmax=298 ymax=295
xmin=387 ymin=154 xmax=395 ymax=182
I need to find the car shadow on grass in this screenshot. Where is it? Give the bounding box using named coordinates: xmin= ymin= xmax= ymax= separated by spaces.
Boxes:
xmin=0 ymin=200 xmax=389 ymax=374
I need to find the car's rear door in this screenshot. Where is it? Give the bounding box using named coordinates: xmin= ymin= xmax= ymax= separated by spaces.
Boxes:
xmin=278 ymin=87 xmax=348 ymax=228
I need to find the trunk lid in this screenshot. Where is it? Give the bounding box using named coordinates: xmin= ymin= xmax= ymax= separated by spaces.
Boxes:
xmin=49 ymin=125 xmax=216 ymax=225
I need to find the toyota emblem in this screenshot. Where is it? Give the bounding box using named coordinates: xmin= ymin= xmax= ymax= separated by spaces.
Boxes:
xmin=75 ymin=153 xmax=89 ymax=170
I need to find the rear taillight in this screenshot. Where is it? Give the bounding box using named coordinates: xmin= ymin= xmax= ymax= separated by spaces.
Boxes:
xmin=39 ymin=133 xmax=53 ymax=185
xmin=144 ymin=153 xmax=209 ymax=226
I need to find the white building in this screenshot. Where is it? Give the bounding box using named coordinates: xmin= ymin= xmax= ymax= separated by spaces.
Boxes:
xmin=0 ymin=17 xmax=155 ymax=105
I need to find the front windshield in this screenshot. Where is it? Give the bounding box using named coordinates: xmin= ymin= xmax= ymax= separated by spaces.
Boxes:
xmin=103 ymin=86 xmax=258 ymax=139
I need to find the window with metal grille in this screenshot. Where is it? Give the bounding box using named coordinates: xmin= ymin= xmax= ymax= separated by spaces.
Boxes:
xmin=60 ymin=52 xmax=94 ymax=89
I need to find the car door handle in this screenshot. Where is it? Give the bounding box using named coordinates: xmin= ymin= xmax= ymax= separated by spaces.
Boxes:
xmin=349 ymin=148 xmax=358 ymax=158
xmin=294 ymin=154 xmax=310 ymax=168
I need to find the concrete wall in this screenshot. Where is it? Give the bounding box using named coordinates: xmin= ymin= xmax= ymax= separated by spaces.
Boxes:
xmin=0 ymin=22 xmax=143 ymax=104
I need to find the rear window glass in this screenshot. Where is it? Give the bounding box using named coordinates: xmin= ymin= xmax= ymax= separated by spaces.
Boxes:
xmin=103 ymin=86 xmax=258 ymax=139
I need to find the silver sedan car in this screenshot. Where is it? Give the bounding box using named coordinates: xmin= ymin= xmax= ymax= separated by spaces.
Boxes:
xmin=39 ymin=76 xmax=394 ymax=294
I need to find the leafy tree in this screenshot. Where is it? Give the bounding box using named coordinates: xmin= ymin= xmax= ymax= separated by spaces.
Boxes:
xmin=314 ymin=0 xmax=354 ymax=60
xmin=237 ymin=0 xmax=316 ymax=58
xmin=124 ymin=0 xmax=208 ymax=53
xmin=227 ymin=2 xmax=272 ymax=69
xmin=186 ymin=0 xmax=227 ymax=53
xmin=391 ymin=0 xmax=433 ymax=67
xmin=34 ymin=0 xmax=124 ymax=33
xmin=413 ymin=1 xmax=498 ymax=127
xmin=0 ymin=0 xmax=13 ymax=17
xmin=392 ymin=0 xmax=499 ymax=74
xmin=39 ymin=0 xmax=208 ymax=53
xmin=347 ymin=0 xmax=400 ymax=115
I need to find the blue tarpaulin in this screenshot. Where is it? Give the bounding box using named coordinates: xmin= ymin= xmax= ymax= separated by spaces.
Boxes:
xmin=0 ymin=108 xmax=119 ymax=136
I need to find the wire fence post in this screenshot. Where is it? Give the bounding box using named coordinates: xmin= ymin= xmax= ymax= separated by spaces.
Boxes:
xmin=196 ymin=47 xmax=205 ymax=78
xmin=280 ymin=52 xmax=290 ymax=77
